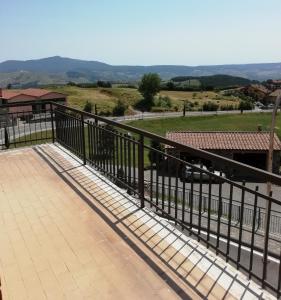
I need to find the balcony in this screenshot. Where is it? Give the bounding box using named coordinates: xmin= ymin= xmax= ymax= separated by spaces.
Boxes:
xmin=0 ymin=102 xmax=280 ymax=299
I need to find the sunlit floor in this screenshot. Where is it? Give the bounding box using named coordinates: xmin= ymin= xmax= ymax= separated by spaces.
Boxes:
xmin=0 ymin=144 xmax=274 ymax=299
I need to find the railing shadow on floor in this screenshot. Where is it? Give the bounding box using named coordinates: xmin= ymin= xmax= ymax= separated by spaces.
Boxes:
xmin=35 ymin=144 xmax=271 ymax=299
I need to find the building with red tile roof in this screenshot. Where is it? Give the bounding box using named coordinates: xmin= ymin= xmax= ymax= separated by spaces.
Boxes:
xmin=0 ymin=87 xmax=67 ymax=117
xmin=166 ymin=131 xmax=281 ymax=174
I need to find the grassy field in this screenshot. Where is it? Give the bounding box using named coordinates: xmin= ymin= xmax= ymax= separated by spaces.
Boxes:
xmin=47 ymin=86 xmax=142 ymax=114
xmin=46 ymin=86 xmax=240 ymax=114
xmin=126 ymin=112 xmax=281 ymax=138
xmin=159 ymin=90 xmax=239 ymax=109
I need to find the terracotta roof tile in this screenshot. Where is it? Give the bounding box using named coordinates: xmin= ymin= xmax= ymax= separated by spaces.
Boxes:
xmin=166 ymin=131 xmax=281 ymax=151
xmin=1 ymin=88 xmax=66 ymax=100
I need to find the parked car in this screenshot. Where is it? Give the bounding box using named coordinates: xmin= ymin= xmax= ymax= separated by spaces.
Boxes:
xmin=181 ymin=164 xmax=226 ymax=182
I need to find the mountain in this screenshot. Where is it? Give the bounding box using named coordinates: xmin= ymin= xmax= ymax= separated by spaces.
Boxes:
xmin=0 ymin=56 xmax=281 ymax=87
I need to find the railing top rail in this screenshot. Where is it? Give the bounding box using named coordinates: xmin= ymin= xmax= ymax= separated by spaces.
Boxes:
xmin=51 ymin=102 xmax=281 ymax=186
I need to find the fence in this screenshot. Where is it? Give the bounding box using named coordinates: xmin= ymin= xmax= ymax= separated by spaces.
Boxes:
xmin=147 ymin=182 xmax=281 ymax=236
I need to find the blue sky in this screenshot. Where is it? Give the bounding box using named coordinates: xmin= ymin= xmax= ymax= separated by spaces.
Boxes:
xmin=1 ymin=0 xmax=281 ymax=65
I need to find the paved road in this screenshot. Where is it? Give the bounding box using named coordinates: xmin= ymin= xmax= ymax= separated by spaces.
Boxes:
xmin=109 ymin=107 xmax=269 ymax=122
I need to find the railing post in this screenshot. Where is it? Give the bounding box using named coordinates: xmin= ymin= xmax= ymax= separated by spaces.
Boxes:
xmin=138 ymin=135 xmax=145 ymax=208
xmin=4 ymin=127 xmax=10 ymax=149
xmin=81 ymin=113 xmax=86 ymax=165
xmin=50 ymin=103 xmax=55 ymax=143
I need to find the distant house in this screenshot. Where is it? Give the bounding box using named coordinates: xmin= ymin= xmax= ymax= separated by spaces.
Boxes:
xmin=166 ymin=131 xmax=281 ymax=175
xmin=0 ymin=88 xmax=67 ymax=123
xmin=264 ymin=89 xmax=281 ymax=104
xmin=266 ymin=80 xmax=281 ymax=90
xmin=241 ymin=84 xmax=270 ymax=102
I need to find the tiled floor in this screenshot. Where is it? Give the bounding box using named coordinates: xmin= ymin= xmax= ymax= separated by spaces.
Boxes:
xmin=0 ymin=145 xmax=274 ymax=299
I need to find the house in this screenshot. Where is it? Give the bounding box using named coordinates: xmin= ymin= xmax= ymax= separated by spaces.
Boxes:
xmin=266 ymin=79 xmax=281 ymax=90
xmin=240 ymin=84 xmax=270 ymax=102
xmin=264 ymin=89 xmax=281 ymax=104
xmin=166 ymin=131 xmax=281 ymax=175
xmin=0 ymin=88 xmax=67 ymax=123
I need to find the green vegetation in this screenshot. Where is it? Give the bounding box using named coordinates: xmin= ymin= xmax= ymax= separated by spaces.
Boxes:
xmin=137 ymin=73 xmax=161 ymax=111
xmin=83 ymin=101 xmax=93 ymax=113
xmin=47 ymin=85 xmax=141 ymax=114
xmin=126 ymin=112 xmax=281 ymax=138
xmin=159 ymin=90 xmax=240 ymax=111
xmin=112 ymin=100 xmax=127 ymax=116
xmin=162 ymin=74 xmax=253 ymax=91
xmin=46 ymin=79 xmax=241 ymax=115
xmin=202 ymin=101 xmax=219 ymax=111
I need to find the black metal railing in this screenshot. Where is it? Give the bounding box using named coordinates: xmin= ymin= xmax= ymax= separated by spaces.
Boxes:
xmin=1 ymin=101 xmax=281 ymax=297
xmin=0 ymin=101 xmax=53 ymax=149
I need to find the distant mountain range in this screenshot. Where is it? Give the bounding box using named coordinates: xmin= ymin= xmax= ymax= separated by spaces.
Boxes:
xmin=0 ymin=56 xmax=281 ymax=87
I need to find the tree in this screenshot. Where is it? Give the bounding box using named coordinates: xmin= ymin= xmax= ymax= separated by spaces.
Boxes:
xmin=6 ymin=83 xmax=12 ymax=89
xmin=138 ymin=73 xmax=161 ymax=109
xmin=83 ymin=101 xmax=93 ymax=113
xmin=148 ymin=140 xmax=164 ymax=165
xmin=238 ymin=100 xmax=253 ymax=113
xmin=112 ymin=100 xmax=127 ymax=116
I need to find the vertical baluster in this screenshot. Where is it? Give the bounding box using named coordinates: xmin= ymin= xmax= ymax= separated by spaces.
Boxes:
xmin=112 ymin=130 xmax=116 ymax=178
xmin=132 ymin=136 xmax=136 ymax=194
xmin=277 ymin=247 xmax=281 ymax=298
xmin=262 ymin=191 xmax=272 ymax=288
xmin=198 ymin=163 xmax=203 ymax=241
xmin=155 ymin=151 xmax=159 ymax=212
xmin=124 ymin=133 xmax=127 ymax=184
xmin=128 ymin=134 xmax=132 ymax=192
xmin=216 ymin=172 xmax=223 ymax=253
xmin=39 ymin=108 xmax=43 ymax=142
xmin=92 ymin=122 xmax=99 ymax=168
xmin=138 ymin=135 xmax=144 ymax=208
xmin=182 ymin=164 xmax=186 ymax=229
xmin=168 ymin=158 xmax=172 ymax=214
xmin=249 ymin=186 xmax=259 ymax=279
xmin=207 ymin=168 xmax=213 ymax=246
xmin=226 ymin=184 xmax=233 ymax=262
xmin=237 ymin=181 xmax=246 ymax=269
xmin=161 ymin=152 xmax=165 ymax=216
xmin=116 ymin=131 xmax=119 ymax=178
xmin=150 ymin=153 xmax=153 ymax=208
xmin=23 ymin=111 xmax=27 ymax=145
xmin=175 ymin=160 xmax=179 ymax=222
xmin=88 ymin=122 xmax=92 ymax=162
xmin=189 ymin=165 xmax=194 ymax=234
xmin=120 ymin=133 xmax=123 ymax=182
xmin=109 ymin=129 xmax=113 ymax=178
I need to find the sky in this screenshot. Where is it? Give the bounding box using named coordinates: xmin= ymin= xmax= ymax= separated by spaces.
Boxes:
xmin=1 ymin=0 xmax=281 ymax=65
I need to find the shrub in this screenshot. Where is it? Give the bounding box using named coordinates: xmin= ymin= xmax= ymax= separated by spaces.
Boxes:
xmin=238 ymin=101 xmax=254 ymax=111
xmin=202 ymin=101 xmax=219 ymax=111
xmin=154 ymin=96 xmax=172 ymax=108
xmin=148 ymin=140 xmax=164 ymax=165
xmin=97 ymin=80 xmax=112 ymax=88
xmin=98 ymin=110 xmax=112 ymax=116
xmin=83 ymin=101 xmax=93 ymax=113
xmin=150 ymin=106 xmax=169 ymax=113
xmin=220 ymin=104 xmax=235 ymax=111
xmin=112 ymin=100 xmax=127 ymax=116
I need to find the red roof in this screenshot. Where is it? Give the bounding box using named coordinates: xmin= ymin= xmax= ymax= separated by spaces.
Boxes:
xmin=1 ymin=88 xmax=66 ymax=100
xmin=166 ymin=131 xmax=281 ymax=151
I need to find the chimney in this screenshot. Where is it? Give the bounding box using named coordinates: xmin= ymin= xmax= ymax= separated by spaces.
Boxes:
xmin=0 ymin=88 xmax=2 ymax=98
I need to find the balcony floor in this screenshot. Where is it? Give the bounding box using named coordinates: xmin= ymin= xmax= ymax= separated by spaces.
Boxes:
xmin=0 ymin=144 xmax=274 ymax=299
